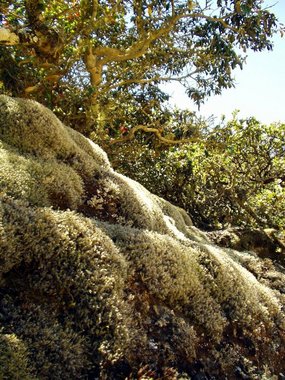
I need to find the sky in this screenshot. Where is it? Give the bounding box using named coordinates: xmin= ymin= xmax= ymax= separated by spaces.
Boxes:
xmin=163 ymin=0 xmax=285 ymax=124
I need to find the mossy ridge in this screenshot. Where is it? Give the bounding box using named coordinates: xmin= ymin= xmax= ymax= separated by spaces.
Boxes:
xmin=0 ymin=95 xmax=197 ymax=236
xmin=0 ymin=95 xmax=284 ymax=379
xmin=0 ymin=332 xmax=35 ymax=380
xmin=0 ymin=195 xmax=129 ymax=379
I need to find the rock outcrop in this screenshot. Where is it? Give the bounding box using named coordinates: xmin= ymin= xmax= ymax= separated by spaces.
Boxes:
xmin=0 ymin=95 xmax=284 ymax=379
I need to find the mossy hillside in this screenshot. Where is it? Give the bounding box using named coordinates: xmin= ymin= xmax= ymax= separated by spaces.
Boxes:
xmin=0 ymin=95 xmax=195 ymax=235
xmin=0 ymin=333 xmax=34 ymax=380
xmin=0 ymin=95 xmax=285 ymax=379
xmin=0 ymin=195 xmax=129 ymax=379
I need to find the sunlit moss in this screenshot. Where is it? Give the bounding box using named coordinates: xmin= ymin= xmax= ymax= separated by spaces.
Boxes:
xmin=0 ymin=95 xmax=284 ymax=379
xmin=0 ymin=332 xmax=34 ymax=380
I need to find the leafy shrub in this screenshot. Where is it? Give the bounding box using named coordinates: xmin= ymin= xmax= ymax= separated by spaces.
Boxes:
xmin=111 ymin=115 xmax=285 ymax=230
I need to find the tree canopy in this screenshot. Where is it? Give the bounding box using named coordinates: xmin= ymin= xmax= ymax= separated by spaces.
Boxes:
xmin=0 ymin=0 xmax=283 ymax=136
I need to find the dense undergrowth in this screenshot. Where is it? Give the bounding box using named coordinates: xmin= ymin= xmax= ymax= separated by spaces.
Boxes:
xmin=106 ymin=116 xmax=285 ymax=231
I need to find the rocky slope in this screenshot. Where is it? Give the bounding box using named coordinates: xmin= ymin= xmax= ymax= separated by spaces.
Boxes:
xmin=0 ymin=95 xmax=284 ymax=379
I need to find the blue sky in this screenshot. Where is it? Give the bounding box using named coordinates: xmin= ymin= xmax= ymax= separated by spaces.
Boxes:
xmin=164 ymin=0 xmax=285 ymax=124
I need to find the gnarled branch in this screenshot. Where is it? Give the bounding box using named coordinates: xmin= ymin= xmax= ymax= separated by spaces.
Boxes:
xmin=110 ymin=124 xmax=197 ymax=145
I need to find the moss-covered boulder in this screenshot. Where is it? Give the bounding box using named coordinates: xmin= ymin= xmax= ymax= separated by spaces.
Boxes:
xmin=0 ymin=95 xmax=285 ymax=379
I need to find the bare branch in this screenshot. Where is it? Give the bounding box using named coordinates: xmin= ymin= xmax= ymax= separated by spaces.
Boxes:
xmin=188 ymin=12 xmax=238 ymax=32
xmin=110 ymin=124 xmax=197 ymax=145
xmin=94 ymin=14 xmax=182 ymax=64
xmin=101 ymin=72 xmax=196 ymax=93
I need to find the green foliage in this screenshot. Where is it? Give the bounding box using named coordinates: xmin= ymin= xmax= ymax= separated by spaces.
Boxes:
xmin=1 ymin=0 xmax=284 ymax=227
xmin=0 ymin=0 xmax=282 ymax=136
xmin=1 ymin=1 xmax=283 ymax=234
xmin=113 ymin=114 xmax=285 ymax=230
